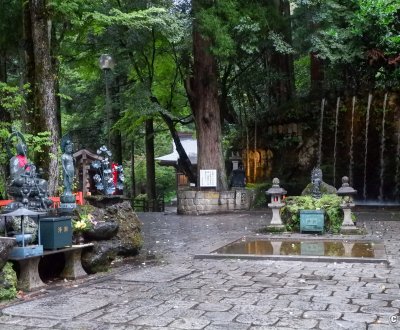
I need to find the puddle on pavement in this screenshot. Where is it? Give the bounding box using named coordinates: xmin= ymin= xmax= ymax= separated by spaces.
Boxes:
xmin=202 ymin=237 xmax=387 ymax=263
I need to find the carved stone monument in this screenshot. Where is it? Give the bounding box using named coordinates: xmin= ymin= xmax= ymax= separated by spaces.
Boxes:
xmin=60 ymin=137 xmax=76 ymax=213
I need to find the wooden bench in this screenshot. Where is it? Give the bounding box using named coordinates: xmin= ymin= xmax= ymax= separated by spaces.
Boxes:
xmin=9 ymin=244 xmax=93 ymax=291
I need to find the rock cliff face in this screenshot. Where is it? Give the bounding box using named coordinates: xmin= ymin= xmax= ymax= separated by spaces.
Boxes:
xmin=75 ymin=199 xmax=142 ymax=274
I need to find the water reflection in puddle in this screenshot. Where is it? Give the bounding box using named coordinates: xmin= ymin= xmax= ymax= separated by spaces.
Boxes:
xmin=212 ymin=238 xmax=380 ymax=258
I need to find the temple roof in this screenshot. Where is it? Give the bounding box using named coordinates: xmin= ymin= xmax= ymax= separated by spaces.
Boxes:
xmin=156 ymin=133 xmax=197 ymax=166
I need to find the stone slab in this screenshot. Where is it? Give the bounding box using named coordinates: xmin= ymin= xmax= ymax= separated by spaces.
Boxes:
xmin=2 ymin=295 xmax=109 ymax=320
xmin=115 ymin=265 xmax=194 ymax=283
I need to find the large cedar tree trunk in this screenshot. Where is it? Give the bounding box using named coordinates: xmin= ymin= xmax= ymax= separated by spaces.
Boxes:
xmin=30 ymin=0 xmax=59 ymax=195
xmin=187 ymin=0 xmax=227 ymax=190
xmin=22 ymin=0 xmax=36 ymax=131
xmin=145 ymin=119 xmax=157 ymax=210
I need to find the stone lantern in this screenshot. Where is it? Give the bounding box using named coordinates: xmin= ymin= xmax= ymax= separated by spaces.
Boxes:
xmin=266 ymin=178 xmax=287 ymax=230
xmin=337 ymin=176 xmax=357 ymax=233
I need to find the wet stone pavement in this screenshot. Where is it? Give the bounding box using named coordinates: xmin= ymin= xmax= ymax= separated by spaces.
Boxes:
xmin=0 ymin=207 xmax=400 ymax=329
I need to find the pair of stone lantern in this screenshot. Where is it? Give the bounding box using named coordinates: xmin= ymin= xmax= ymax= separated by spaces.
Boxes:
xmin=337 ymin=176 xmax=357 ymax=233
xmin=266 ymin=178 xmax=287 ymax=230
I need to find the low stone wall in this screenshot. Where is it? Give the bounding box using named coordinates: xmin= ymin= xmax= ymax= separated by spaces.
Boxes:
xmin=177 ymin=189 xmax=253 ymax=215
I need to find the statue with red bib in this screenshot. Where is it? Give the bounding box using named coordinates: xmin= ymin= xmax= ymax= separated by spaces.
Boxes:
xmin=6 ymin=131 xmax=52 ymax=210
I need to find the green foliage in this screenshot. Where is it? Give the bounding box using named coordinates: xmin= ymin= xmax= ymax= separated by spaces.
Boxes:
xmin=294 ymin=55 xmax=311 ymax=95
xmin=246 ymin=182 xmax=269 ymax=208
xmin=281 ymin=194 xmax=345 ymax=233
xmin=292 ymin=0 xmax=400 ymax=89
xmin=0 ymin=83 xmax=30 ymax=113
xmin=0 ymin=262 xmax=17 ymax=301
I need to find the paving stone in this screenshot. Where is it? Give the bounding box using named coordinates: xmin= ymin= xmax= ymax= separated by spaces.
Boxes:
xmin=390 ymin=300 xmax=400 ymax=308
xmin=342 ymin=312 xmax=378 ymax=323
xmin=256 ymin=298 xmax=290 ymax=309
xmin=289 ymin=301 xmax=328 ymax=311
xmin=275 ymin=318 xmax=318 ymax=329
xmin=168 ymin=317 xmax=211 ymax=329
xmin=15 ymin=317 xmax=60 ymax=328
xmin=203 ymin=311 xmax=238 ymax=323
xmin=0 ymin=325 xmax=26 ymax=330
xmin=131 ymin=304 xmax=174 ymax=316
xmin=95 ymin=311 xmax=139 ymax=324
xmin=268 ymin=307 xmax=303 ymax=318
xmin=368 ymin=324 xmax=398 ymax=330
xmin=352 ymin=298 xmax=389 ymax=307
xmin=204 ymin=323 xmax=250 ymax=330
xmin=359 ymin=305 xmax=399 ymax=315
xmin=162 ymin=308 xmax=205 ymax=319
xmin=57 ymin=320 xmax=131 ymax=330
xmin=262 ymin=287 xmax=299 ymax=295
xmin=327 ymin=303 xmax=360 ymax=312
xmin=0 ymin=315 xmax=26 ymax=325
xmin=129 ymin=315 xmax=175 ymax=327
xmin=196 ymin=302 xmax=232 ymax=312
xmin=311 ymin=296 xmax=350 ymax=304
xmin=2 ymin=295 xmax=110 ymax=320
xmin=303 ymin=310 xmax=342 ymax=320
xmin=370 ymin=293 xmax=400 ymax=301
xmin=299 ymin=289 xmax=335 ymax=297
xmin=276 ymin=294 xmax=311 ymax=302
xmin=115 ymin=265 xmax=193 ymax=283
xmin=332 ymin=291 xmax=369 ymax=299
xmin=236 ymin=312 xmax=279 ymax=326
xmin=318 ymin=319 xmax=367 ymax=329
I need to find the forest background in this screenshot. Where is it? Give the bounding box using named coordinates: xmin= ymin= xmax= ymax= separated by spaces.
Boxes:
xmin=0 ymin=0 xmax=399 ymax=205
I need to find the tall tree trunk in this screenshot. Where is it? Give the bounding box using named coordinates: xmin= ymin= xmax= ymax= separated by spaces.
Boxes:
xmin=268 ymin=0 xmax=294 ymax=105
xmin=21 ymin=0 xmax=36 ymax=131
xmin=130 ymin=141 xmax=136 ymax=198
xmin=310 ymin=52 xmax=324 ymax=96
xmin=30 ymin=0 xmax=59 ymax=195
xmin=111 ymin=76 xmax=122 ymax=164
xmin=145 ymin=119 xmax=156 ymax=210
xmin=188 ymin=0 xmax=227 ymax=190
xmin=0 ymin=50 xmax=10 ymax=197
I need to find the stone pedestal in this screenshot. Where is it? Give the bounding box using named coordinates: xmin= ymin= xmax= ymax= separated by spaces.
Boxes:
xmin=340 ymin=203 xmax=357 ymax=234
xmin=267 ymin=203 xmax=285 ymax=230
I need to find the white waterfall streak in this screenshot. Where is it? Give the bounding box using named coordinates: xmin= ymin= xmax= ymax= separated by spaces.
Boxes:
xmin=317 ymin=98 xmax=325 ymax=167
xmin=363 ymin=93 xmax=373 ymax=200
xmin=379 ymin=93 xmax=388 ymax=201
xmin=333 ymin=97 xmax=340 ymax=187
xmin=349 ymin=96 xmax=356 ymax=186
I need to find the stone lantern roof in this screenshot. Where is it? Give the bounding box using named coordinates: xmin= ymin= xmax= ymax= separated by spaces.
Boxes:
xmin=266 ymin=178 xmax=287 ymax=196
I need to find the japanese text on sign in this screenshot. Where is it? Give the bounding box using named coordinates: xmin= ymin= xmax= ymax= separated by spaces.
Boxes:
xmin=200 ymin=170 xmax=217 ymax=187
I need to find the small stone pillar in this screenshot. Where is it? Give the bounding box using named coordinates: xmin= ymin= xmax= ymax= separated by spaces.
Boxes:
xmin=266 ymin=178 xmax=287 ymax=230
xmin=337 ymin=176 xmax=357 ymax=234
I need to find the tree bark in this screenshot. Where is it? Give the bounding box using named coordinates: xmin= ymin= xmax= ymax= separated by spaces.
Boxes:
xmin=145 ymin=119 xmax=157 ymax=210
xmin=160 ymin=112 xmax=197 ymax=184
xmin=30 ymin=0 xmax=59 ymax=195
xmin=130 ymin=141 xmax=136 ymax=198
xmin=22 ymin=0 xmax=36 ymax=131
xmin=188 ymin=0 xmax=227 ymax=190
xmin=110 ymin=76 xmax=122 ymax=164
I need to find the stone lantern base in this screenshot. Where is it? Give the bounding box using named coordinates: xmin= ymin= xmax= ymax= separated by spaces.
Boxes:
xmin=340 ymin=205 xmax=358 ymax=234
xmin=266 ymin=203 xmax=286 ymax=232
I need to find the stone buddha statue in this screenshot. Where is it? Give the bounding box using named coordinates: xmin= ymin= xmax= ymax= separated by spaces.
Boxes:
xmin=7 ymin=136 xmax=52 ymax=210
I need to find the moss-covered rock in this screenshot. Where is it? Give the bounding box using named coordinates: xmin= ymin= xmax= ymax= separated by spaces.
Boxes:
xmin=0 ymin=262 xmax=17 ymax=301
xmin=79 ymin=199 xmax=142 ymax=274
xmin=301 ymin=182 xmax=337 ymax=196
